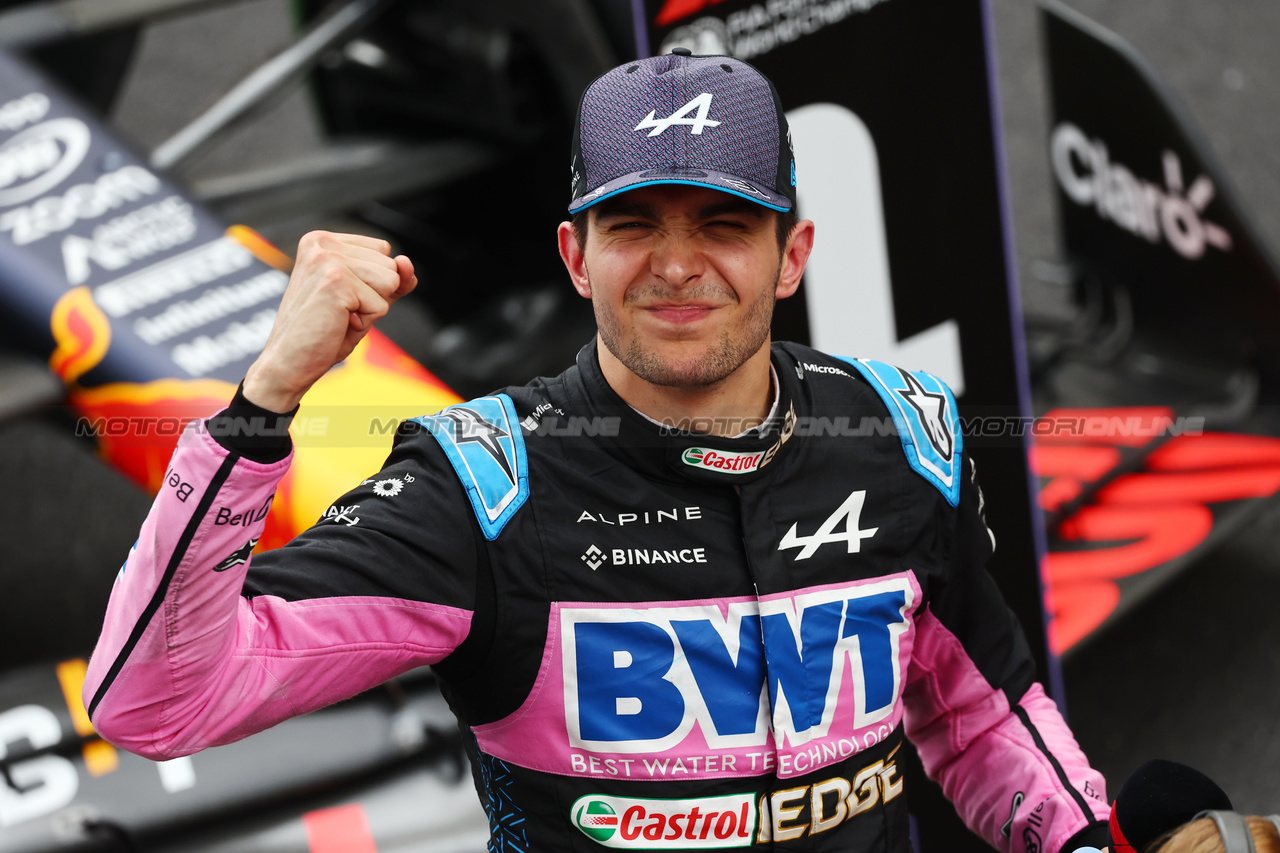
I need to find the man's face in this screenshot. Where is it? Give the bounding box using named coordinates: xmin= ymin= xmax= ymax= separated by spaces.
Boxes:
xmin=559 ymin=185 xmax=806 ymax=389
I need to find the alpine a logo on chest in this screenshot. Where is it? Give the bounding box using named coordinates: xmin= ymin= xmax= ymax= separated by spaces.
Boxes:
xmin=778 ymin=490 xmax=879 ymax=560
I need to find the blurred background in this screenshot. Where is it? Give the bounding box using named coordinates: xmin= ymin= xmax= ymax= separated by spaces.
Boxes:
xmin=992 ymin=0 xmax=1280 ymax=814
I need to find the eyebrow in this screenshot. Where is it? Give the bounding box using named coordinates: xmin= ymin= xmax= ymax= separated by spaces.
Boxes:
xmin=695 ymin=199 xmax=767 ymax=220
xmin=593 ymin=198 xmax=658 ymax=220
xmin=593 ymin=196 xmax=767 ymax=222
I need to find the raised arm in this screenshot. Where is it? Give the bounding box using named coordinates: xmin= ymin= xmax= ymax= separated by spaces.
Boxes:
xmin=83 ymin=233 xmax=478 ymax=758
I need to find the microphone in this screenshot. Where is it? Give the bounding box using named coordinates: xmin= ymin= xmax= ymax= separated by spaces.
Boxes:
xmin=1109 ymin=759 xmax=1233 ymax=853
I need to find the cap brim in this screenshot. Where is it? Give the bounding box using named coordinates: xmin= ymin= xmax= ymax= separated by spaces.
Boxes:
xmin=569 ymin=168 xmax=792 ymax=214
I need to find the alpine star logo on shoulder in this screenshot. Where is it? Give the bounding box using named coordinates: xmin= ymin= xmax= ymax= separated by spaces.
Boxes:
xmin=840 ymin=359 xmax=961 ymax=505
xmin=778 ymin=490 xmax=878 ymax=560
xmin=635 ymin=93 xmax=720 ymax=137
xmin=415 ymin=394 xmax=528 ymax=540
xmin=440 ymin=406 xmax=514 ymax=480
xmin=899 ymin=372 xmax=953 ymax=461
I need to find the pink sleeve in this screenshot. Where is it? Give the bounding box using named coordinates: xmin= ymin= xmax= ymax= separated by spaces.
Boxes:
xmin=904 ymin=607 xmax=1109 ymax=853
xmin=83 ymin=424 xmax=472 ymax=760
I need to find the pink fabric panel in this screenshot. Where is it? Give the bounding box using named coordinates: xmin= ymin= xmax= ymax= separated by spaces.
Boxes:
xmin=86 ymin=425 xmax=472 ymax=759
xmin=85 ymin=425 xmax=285 ymax=755
xmin=901 ymin=607 xmax=1013 ymax=764
xmin=904 ymin=607 xmax=1108 ymax=853
xmin=147 ymin=594 xmax=471 ymax=757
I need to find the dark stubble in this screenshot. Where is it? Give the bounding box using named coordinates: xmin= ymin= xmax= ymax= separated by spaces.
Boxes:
xmin=592 ymin=266 xmax=780 ymax=389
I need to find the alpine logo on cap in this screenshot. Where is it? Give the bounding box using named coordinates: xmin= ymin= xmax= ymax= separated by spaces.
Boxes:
xmin=636 ymin=93 xmax=720 ymax=137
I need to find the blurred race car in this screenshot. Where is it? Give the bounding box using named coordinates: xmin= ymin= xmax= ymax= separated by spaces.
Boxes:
xmin=0 ymin=1 xmax=625 ymax=848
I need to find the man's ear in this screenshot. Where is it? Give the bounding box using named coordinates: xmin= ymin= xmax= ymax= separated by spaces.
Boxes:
xmin=776 ymin=219 xmax=815 ymax=300
xmin=558 ymin=220 xmax=591 ymax=298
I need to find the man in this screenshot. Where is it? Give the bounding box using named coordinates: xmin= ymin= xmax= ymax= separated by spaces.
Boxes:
xmin=86 ymin=51 xmax=1111 ymax=851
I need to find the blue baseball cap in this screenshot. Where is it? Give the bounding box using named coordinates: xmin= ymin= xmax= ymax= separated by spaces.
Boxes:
xmin=568 ymin=49 xmax=796 ymax=214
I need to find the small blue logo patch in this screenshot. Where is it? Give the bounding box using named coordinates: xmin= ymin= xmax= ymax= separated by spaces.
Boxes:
xmin=414 ymin=395 xmax=528 ymax=539
xmin=836 ymin=358 xmax=962 ymax=505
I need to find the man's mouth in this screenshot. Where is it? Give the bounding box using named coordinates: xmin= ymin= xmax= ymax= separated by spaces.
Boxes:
xmin=642 ymin=303 xmax=717 ymax=324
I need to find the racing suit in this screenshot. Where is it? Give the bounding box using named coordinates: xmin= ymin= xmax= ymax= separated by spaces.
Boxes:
xmin=85 ymin=341 xmax=1110 ymax=852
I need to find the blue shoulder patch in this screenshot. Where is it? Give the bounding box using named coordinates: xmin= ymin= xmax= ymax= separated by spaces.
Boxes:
xmin=412 ymin=395 xmax=529 ymax=540
xmin=834 ymin=357 xmax=963 ymax=506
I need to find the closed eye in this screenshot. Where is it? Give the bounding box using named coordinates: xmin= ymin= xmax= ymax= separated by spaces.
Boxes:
xmin=607 ymin=220 xmax=653 ymax=232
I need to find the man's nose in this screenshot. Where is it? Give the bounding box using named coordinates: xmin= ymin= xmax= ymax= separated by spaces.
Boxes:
xmin=649 ymin=232 xmax=705 ymax=285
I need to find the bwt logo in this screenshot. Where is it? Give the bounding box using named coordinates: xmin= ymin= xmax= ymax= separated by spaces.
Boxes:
xmin=561 ymin=579 xmax=913 ymax=753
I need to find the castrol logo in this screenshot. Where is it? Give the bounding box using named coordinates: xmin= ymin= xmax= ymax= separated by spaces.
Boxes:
xmin=571 ymin=794 xmax=756 ymax=849
xmin=682 ymin=446 xmax=763 ymax=474
xmin=0 ymin=117 xmax=91 ymax=207
xmin=679 ymin=404 xmax=796 ymax=475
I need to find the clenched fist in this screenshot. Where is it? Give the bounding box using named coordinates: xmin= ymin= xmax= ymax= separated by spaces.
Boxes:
xmin=242 ymin=231 xmax=417 ymax=412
